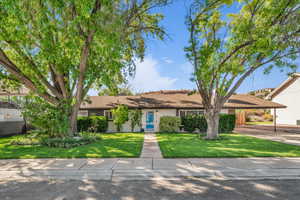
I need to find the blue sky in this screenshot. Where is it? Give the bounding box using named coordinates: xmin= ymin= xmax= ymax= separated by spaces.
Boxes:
xmin=128 ymin=0 xmax=299 ymax=94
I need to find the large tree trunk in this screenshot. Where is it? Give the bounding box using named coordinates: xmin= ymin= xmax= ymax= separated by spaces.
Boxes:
xmin=68 ymin=103 xmax=80 ymax=137
xmin=204 ymin=109 xmax=220 ymax=140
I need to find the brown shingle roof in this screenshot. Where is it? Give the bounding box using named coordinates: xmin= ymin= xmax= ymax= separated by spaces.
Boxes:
xmin=81 ymin=91 xmax=285 ymax=110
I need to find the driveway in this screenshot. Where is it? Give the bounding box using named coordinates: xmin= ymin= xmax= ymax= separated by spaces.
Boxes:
xmin=235 ymin=125 xmax=300 ymax=146
xmin=1 ymin=179 xmax=300 ymax=200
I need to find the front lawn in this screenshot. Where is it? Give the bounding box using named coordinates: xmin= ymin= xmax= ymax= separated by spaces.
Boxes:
xmin=157 ymin=133 xmax=300 ymax=158
xmin=0 ymin=133 xmax=144 ymax=159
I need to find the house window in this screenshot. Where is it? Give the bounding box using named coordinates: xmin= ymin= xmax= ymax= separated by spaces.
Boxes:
xmin=104 ymin=110 xmax=113 ymax=120
xmin=179 ymin=110 xmax=204 ymax=117
xmin=88 ymin=110 xmax=104 ymax=116
xmin=78 ymin=110 xmax=88 ymax=117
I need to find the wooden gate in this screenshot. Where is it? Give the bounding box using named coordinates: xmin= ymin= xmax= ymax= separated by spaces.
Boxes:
xmin=235 ymin=110 xmax=246 ymax=127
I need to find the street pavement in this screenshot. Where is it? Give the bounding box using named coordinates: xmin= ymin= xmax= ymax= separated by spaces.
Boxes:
xmin=1 ymin=178 xmax=300 ymax=200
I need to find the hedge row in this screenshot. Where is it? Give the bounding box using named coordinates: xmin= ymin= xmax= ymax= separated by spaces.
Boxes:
xmin=159 ymin=116 xmax=181 ymax=132
xmin=181 ymin=114 xmax=236 ymax=133
xmin=77 ymin=116 xmax=108 ymax=132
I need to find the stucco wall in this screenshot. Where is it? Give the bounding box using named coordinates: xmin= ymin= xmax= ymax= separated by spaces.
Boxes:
xmin=271 ymin=78 xmax=300 ymax=125
xmin=0 ymin=121 xmax=24 ymax=137
xmin=105 ymin=108 xmax=230 ymax=132
xmin=107 ymin=120 xmax=141 ymax=132
xmin=0 ymin=108 xmax=24 ymax=136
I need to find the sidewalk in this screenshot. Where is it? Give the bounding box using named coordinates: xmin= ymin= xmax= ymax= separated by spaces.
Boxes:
xmin=140 ymin=132 xmax=162 ymax=158
xmin=2 ymin=157 xmax=300 ymax=181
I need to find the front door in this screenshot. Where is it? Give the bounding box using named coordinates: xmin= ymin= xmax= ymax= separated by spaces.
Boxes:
xmin=146 ymin=111 xmax=154 ymax=131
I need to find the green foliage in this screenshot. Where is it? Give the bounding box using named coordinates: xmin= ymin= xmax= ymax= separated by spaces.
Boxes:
xmin=181 ymin=115 xmax=207 ymax=132
xmin=159 ymin=116 xmax=181 ymax=132
xmin=129 ymin=109 xmax=143 ymax=132
xmin=181 ymin=114 xmax=235 ymax=133
xmin=219 ymin=114 xmax=236 ymax=133
xmin=10 ymin=136 xmax=40 ymax=146
xmin=21 ymin=96 xmax=71 ymax=138
xmin=77 ymin=117 xmax=92 ymax=132
xmin=157 ymin=133 xmax=300 ymax=158
xmin=40 ymin=136 xmax=98 ymax=148
xmin=77 ymin=116 xmax=108 ymax=132
xmin=98 ymin=84 xmax=134 ymax=96
xmin=0 ymin=0 xmax=168 ymax=135
xmin=0 ymin=133 xmax=144 ymax=159
xmin=90 ymin=116 xmax=108 ymax=132
xmin=112 ymin=105 xmax=129 ymax=132
xmin=185 ymin=0 xmax=299 ymax=138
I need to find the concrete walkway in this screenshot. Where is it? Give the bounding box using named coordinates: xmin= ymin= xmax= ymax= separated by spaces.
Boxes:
xmin=140 ymin=132 xmax=162 ymax=158
xmin=2 ymin=157 xmax=300 ymax=181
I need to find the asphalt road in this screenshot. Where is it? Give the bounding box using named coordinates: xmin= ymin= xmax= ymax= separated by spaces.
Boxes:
xmin=1 ymin=178 xmax=300 ymax=200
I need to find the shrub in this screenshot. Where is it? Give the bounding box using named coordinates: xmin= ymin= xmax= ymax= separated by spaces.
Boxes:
xmin=40 ymin=135 xmax=98 ymax=148
xmin=181 ymin=114 xmax=236 ymax=133
xmin=10 ymin=130 xmax=47 ymax=146
xmin=77 ymin=116 xmax=92 ymax=132
xmin=263 ymin=113 xmax=273 ymax=121
xmin=159 ymin=116 xmax=181 ymax=132
xmin=112 ymin=105 xmax=129 ymax=132
xmin=90 ymin=116 xmax=108 ymax=132
xmin=129 ymin=109 xmax=143 ymax=132
xmin=10 ymin=137 xmax=40 ymax=146
xmin=219 ymin=114 xmax=236 ymax=132
xmin=77 ymin=116 xmax=108 ymax=132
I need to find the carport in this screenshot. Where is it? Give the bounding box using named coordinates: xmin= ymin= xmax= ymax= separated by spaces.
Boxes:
xmin=225 ymin=94 xmax=286 ymax=133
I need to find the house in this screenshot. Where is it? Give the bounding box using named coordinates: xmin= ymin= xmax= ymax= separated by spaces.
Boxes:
xmin=267 ymin=73 xmax=300 ymax=125
xmin=0 ymin=87 xmax=28 ymax=136
xmin=0 ymin=101 xmax=24 ymax=136
xmin=80 ymin=90 xmax=285 ymax=132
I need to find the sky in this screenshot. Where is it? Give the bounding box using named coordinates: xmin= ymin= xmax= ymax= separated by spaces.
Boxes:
xmin=91 ymin=0 xmax=298 ymax=96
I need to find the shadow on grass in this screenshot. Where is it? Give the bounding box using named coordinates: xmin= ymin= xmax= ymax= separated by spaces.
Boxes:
xmin=157 ymin=133 xmax=300 ymax=158
xmin=0 ymin=133 xmax=144 ymax=159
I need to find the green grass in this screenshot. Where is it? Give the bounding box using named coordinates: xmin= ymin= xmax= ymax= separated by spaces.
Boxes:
xmin=157 ymin=133 xmax=300 ymax=158
xmin=246 ymin=121 xmax=273 ymax=125
xmin=0 ymin=133 xmax=144 ymax=159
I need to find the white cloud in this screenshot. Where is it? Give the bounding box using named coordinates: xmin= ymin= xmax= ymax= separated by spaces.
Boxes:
xmin=130 ymin=57 xmax=177 ymax=92
xmin=162 ymin=57 xmax=174 ymax=64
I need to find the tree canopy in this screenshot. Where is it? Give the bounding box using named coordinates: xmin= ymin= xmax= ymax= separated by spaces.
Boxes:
xmin=0 ymin=0 xmax=169 ymax=135
xmin=185 ymin=0 xmax=300 ymax=139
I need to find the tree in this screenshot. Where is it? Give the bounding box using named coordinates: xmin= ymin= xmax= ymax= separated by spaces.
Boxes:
xmin=185 ymin=0 xmax=300 ymax=139
xmin=112 ymin=105 xmax=129 ymax=132
xmin=0 ymin=0 xmax=169 ymax=136
xmin=129 ymin=109 xmax=143 ymax=132
xmin=98 ymin=83 xmax=134 ymax=96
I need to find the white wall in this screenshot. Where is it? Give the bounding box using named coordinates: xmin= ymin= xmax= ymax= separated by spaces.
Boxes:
xmin=142 ymin=109 xmax=177 ymax=132
xmin=0 ymin=108 xmax=23 ymax=122
xmin=105 ymin=108 xmax=229 ymax=132
xmin=271 ymin=78 xmax=300 ymax=125
xmin=107 ymin=120 xmax=141 ymax=132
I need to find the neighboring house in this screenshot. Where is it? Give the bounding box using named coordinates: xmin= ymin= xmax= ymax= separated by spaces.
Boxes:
xmin=267 ymin=73 xmax=300 ymax=125
xmin=0 ymin=87 xmax=28 ymax=136
xmin=0 ymin=101 xmax=24 ymax=136
xmin=80 ymin=90 xmax=285 ymax=132
xmin=248 ymin=88 xmax=274 ymax=99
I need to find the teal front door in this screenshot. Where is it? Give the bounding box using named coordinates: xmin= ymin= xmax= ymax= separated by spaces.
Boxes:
xmin=146 ymin=111 xmax=154 ymax=131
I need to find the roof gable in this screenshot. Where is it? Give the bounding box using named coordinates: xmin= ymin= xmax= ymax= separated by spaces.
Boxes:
xmin=267 ymin=73 xmax=300 ymax=99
